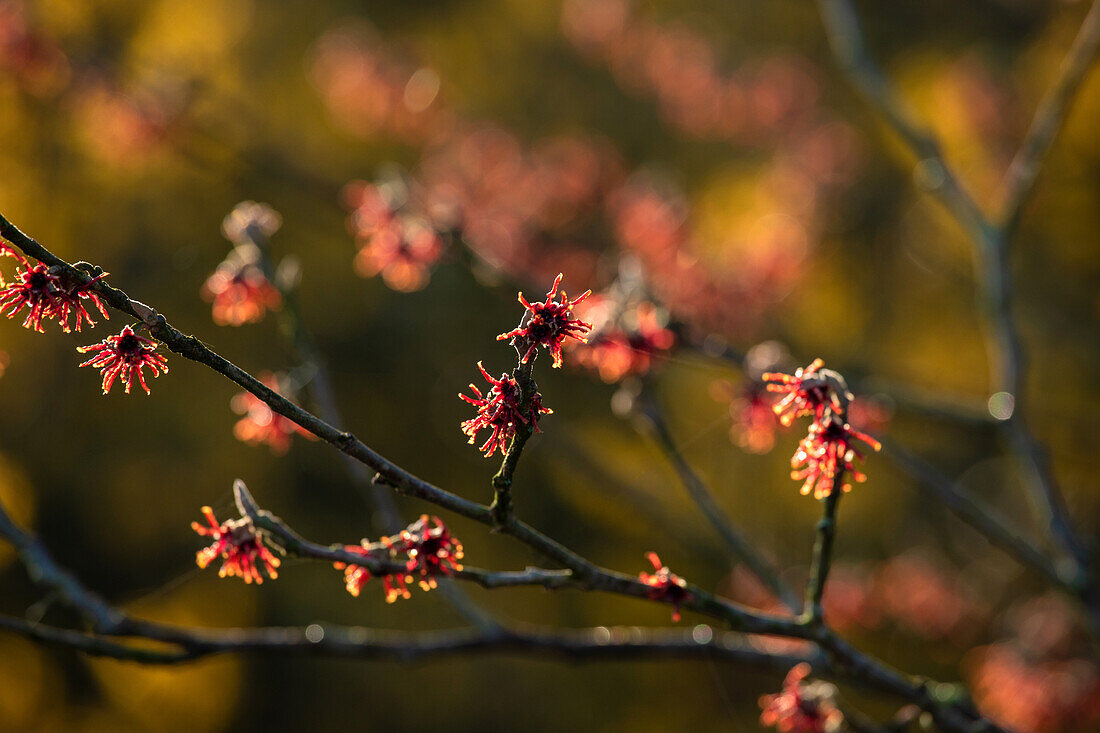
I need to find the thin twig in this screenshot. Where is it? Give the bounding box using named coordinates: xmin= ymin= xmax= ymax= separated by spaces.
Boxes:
xmin=880 ymin=439 xmax=1072 ymax=589
xmin=1001 ymin=0 xmax=1100 ymax=231
xmin=636 ymin=392 xmax=803 ymax=613
xmin=802 ymin=489 xmax=841 ymax=626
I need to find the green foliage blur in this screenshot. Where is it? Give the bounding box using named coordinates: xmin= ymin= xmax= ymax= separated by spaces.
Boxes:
xmin=0 ymin=0 xmax=1097 ymax=731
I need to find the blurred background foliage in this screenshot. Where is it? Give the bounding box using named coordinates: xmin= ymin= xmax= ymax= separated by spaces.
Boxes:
xmin=0 ymin=0 xmax=1097 ymax=731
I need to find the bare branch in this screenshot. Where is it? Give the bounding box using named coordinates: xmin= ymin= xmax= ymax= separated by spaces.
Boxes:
xmin=635 ymin=393 xmax=803 ymax=613
xmin=1001 ymin=0 xmax=1100 ymax=231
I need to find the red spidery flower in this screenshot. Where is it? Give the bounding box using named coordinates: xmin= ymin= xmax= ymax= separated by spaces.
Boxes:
xmin=334 ymin=515 xmax=464 ymax=603
xmin=639 ymin=551 xmax=692 ymax=622
xmin=353 ymin=216 xmax=443 ymax=293
xmin=202 ymin=259 xmax=281 ymax=327
xmin=497 ymin=273 xmax=593 ymax=368
xmin=332 ymin=544 xmax=374 ymax=597
xmin=759 ymin=664 xmax=843 ymax=733
xmin=230 ymin=372 xmax=316 ymax=454
xmin=0 ymin=254 xmax=109 ymax=333
xmin=77 ymin=325 xmax=168 ymax=395
xmin=345 ymin=181 xmax=443 ymax=293
xmin=459 ymin=361 xmax=551 ymax=457
xmin=572 ymin=299 xmax=676 ymax=382
xmin=791 ymin=418 xmax=880 ymax=499
xmin=191 ymin=506 xmax=281 ymax=585
xmin=391 ymin=514 xmax=465 ymax=594
xmin=763 ymin=358 xmax=846 ymax=427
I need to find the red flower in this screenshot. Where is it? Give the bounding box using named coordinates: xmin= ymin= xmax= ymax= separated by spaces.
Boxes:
xmin=572 ymin=299 xmax=675 ymax=382
xmin=230 ymin=372 xmax=316 ymax=454
xmin=790 ymin=418 xmax=880 ymax=499
xmin=391 ymin=514 xmax=465 ymax=594
xmin=202 ymin=259 xmax=281 ymax=327
xmin=0 ymin=255 xmax=108 ymax=333
xmin=334 ymin=515 xmax=464 ymax=603
xmin=353 ymin=216 xmax=443 ymax=293
xmin=730 ymin=386 xmax=781 ymax=455
xmin=345 ymin=181 xmax=443 ymax=293
xmin=639 ymin=551 xmax=692 ymax=622
xmin=497 ymin=273 xmax=592 ymax=368
xmin=333 ymin=544 xmax=374 ymax=597
xmin=763 ymin=358 xmax=845 ymax=427
xmin=459 ymin=361 xmax=551 ymax=457
xmin=191 ymin=506 xmax=281 ymax=585
xmin=759 ymin=664 xmax=843 ymax=733
xmin=77 ymin=325 xmax=168 ymax=395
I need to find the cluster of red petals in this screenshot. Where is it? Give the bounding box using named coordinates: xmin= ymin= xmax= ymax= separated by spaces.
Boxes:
xmin=791 ymin=418 xmax=881 ymax=499
xmin=639 ymin=552 xmax=692 ymax=622
xmin=191 ymin=506 xmax=281 ymax=585
xmin=202 ymin=259 xmax=280 ymax=327
xmin=764 ymin=358 xmax=879 ymax=499
xmin=333 ymin=544 xmax=374 ymax=598
xmin=345 ymin=182 xmax=443 ymax=293
xmin=759 ymin=664 xmax=843 ymax=733
xmin=77 ymin=325 xmax=168 ymax=395
xmin=334 ymin=515 xmax=464 ymax=603
xmin=726 ymin=384 xmax=781 ymax=455
xmin=572 ymin=298 xmax=675 ymax=382
xmin=0 ymin=248 xmax=109 ymax=333
xmin=763 ymin=358 xmax=842 ymax=427
xmin=497 ymin=273 xmax=592 ymax=368
xmin=459 ymin=361 xmax=551 ymax=457
xmin=231 ymin=373 xmax=316 ymax=454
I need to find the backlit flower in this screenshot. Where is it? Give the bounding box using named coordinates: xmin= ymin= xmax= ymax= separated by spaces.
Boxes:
xmin=790 ymin=418 xmax=880 ymax=499
xmin=572 ymin=299 xmax=675 ymax=382
xmin=191 ymin=505 xmax=281 ymax=585
xmin=334 ymin=515 xmax=464 ymax=603
xmin=459 ymin=361 xmax=551 ymax=457
xmin=729 ymin=385 xmax=781 ymax=454
xmin=202 ymin=257 xmax=281 ymax=327
xmin=77 ymin=325 xmax=168 ymax=395
xmin=0 ymin=255 xmax=108 ymax=333
xmin=353 ymin=215 xmax=442 ymax=292
xmin=230 ymin=372 xmax=316 ymax=454
xmin=497 ymin=273 xmax=592 ymax=367
xmin=332 ymin=544 xmax=374 ymax=597
xmin=639 ymin=551 xmax=692 ymax=622
xmin=390 ymin=514 xmax=464 ymax=594
xmin=763 ymin=358 xmax=846 ymax=427
xmin=759 ymin=664 xmax=843 ymax=733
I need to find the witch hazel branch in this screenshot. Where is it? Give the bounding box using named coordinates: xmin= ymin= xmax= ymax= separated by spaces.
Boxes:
xmin=0 ymin=211 xmax=1015 ymax=732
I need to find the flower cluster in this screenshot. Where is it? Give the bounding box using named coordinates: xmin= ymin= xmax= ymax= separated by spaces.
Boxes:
xmin=230 ymin=372 xmax=317 ymax=454
xmin=77 ymin=325 xmax=169 ymax=395
xmin=459 ymin=362 xmax=551 ymax=458
xmin=334 ymin=515 xmax=464 ymax=603
xmin=497 ymin=273 xmax=592 ymax=368
xmin=763 ymin=359 xmax=879 ymax=499
xmin=639 ymin=552 xmax=692 ymax=622
xmin=344 ymin=181 xmax=444 ymax=293
xmin=758 ymin=664 xmax=843 ymax=733
xmin=0 ymin=247 xmax=109 ymax=333
xmin=570 ymin=294 xmax=675 ymax=382
xmin=791 ymin=419 xmax=881 ymax=499
xmin=202 ymin=253 xmax=280 ymax=327
xmin=203 ymin=203 xmax=283 ymax=326
xmin=191 ymin=506 xmax=281 ymax=585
